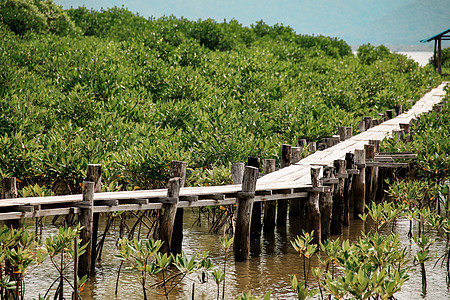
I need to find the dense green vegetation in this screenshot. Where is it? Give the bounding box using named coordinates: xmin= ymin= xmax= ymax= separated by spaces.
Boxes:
xmin=0 ymin=0 xmax=441 ymax=194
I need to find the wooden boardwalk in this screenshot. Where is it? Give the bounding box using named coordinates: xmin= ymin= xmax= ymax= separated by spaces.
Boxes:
xmin=258 ymin=83 xmax=448 ymax=187
xmin=0 ymin=83 xmax=447 ymax=221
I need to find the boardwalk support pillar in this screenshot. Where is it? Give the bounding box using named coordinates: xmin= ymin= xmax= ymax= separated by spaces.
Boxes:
xmin=320 ymin=166 xmax=335 ymax=240
xmin=248 ymin=158 xmax=262 ymax=238
xmin=352 ymin=149 xmax=366 ymax=219
xmin=277 ymin=145 xmax=291 ymax=227
xmin=234 ymin=166 xmax=259 ymax=261
xmin=159 ymin=177 xmax=182 ymax=254
xmin=170 ymin=161 xmax=187 ymax=254
xmin=263 ymin=159 xmax=276 ymax=232
xmin=365 ymin=144 xmax=376 ymax=204
xmin=344 ymin=153 xmax=354 ymax=227
xmin=308 ymin=167 xmax=321 ymax=245
xmin=331 ymin=160 xmax=346 ymax=235
xmin=79 ymin=181 xmax=95 ymax=277
xmin=86 ymin=164 xmax=101 ymax=269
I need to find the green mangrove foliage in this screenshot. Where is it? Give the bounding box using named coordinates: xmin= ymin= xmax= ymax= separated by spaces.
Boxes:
xmin=0 ymin=2 xmax=441 ymax=192
xmin=290 ymin=225 xmax=410 ymax=300
xmin=116 ymin=237 xmax=214 ymax=300
xmin=382 ymin=84 xmax=450 ymax=292
xmin=0 ymin=224 xmax=85 ymax=300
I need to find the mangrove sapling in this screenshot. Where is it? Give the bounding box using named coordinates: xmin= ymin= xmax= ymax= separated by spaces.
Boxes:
xmin=291 ymin=231 xmax=317 ymax=286
xmin=212 ymin=269 xmax=225 ymax=300
xmin=116 ymin=238 xmax=163 ymax=300
xmin=290 ymin=275 xmax=317 ymax=300
xmin=412 ymin=234 xmax=435 ymax=294
xmin=43 ymin=224 xmax=87 ymax=300
xmin=0 ymin=226 xmax=46 ymax=300
xmin=427 ymin=209 xmax=450 ymax=284
xmin=219 ymin=236 xmax=233 ymax=299
xmin=321 ymin=232 xmax=409 ymax=300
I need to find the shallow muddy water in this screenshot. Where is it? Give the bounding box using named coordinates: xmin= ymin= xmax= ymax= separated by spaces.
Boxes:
xmin=24 ymin=209 xmax=450 ymax=299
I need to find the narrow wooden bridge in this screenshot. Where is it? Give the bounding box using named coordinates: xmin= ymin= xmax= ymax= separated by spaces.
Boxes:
xmin=1 ymin=83 xmax=447 ymax=272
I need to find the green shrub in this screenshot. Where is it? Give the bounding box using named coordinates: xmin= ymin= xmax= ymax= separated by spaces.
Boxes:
xmin=0 ymin=0 xmax=79 ymax=36
xmin=357 ymin=43 xmax=391 ymax=65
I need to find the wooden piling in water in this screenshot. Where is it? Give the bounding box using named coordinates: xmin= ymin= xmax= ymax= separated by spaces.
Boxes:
xmin=263 ymin=159 xmax=276 ymax=232
xmin=320 ymin=166 xmax=335 ymax=240
xmin=86 ymin=164 xmax=101 ymax=269
xmin=290 ymin=147 xmax=302 ymax=218
xmin=234 ymin=166 xmax=258 ymax=261
xmin=248 ymin=158 xmax=262 ymax=237
xmin=308 ymin=167 xmax=321 ymax=244
xmin=170 ymin=161 xmax=187 ymax=254
xmin=352 ymin=149 xmax=366 ymax=219
xmin=343 ymin=153 xmax=354 ymax=227
xmin=368 ymin=141 xmax=380 ymax=203
xmin=158 ymin=177 xmax=182 ymax=254
xmin=331 ymin=159 xmax=346 ymax=235
xmin=79 ymin=181 xmax=95 ymax=277
xmin=277 ymin=145 xmax=291 ymax=227
xmin=364 ymin=144 xmax=376 ymax=204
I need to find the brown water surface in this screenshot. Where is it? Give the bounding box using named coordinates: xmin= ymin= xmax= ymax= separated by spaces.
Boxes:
xmin=24 ymin=209 xmax=450 ymax=299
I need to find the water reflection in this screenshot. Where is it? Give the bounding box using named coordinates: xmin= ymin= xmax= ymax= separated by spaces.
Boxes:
xmin=22 ymin=209 xmax=450 ymax=299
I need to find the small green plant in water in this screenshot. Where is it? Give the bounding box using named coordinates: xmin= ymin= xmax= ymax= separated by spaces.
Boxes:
xmin=291 ymin=230 xmax=317 ymax=286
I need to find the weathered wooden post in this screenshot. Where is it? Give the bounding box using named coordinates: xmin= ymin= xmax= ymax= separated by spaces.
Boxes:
xmin=248 ymin=158 xmax=262 ymax=237
xmin=170 ymin=161 xmax=187 ymax=254
xmin=2 ymin=177 xmax=21 ymax=228
xmin=320 ymin=166 xmax=335 ymax=240
xmin=343 ymin=152 xmax=354 ymax=227
xmin=357 ymin=121 xmax=365 ymax=133
xmin=394 ymin=104 xmax=403 ymax=116
xmin=386 ymin=109 xmax=394 ymax=119
xmin=331 ymin=135 xmax=340 ymax=146
xmin=308 ymin=167 xmax=321 ymax=245
xmin=364 ymin=116 xmax=373 ymax=130
xmin=352 ymin=149 xmax=366 ymax=219
xmin=369 ymin=141 xmax=380 ymax=203
xmin=263 ymin=159 xmax=276 ymax=232
xmin=79 ymin=181 xmax=95 ymax=277
xmin=234 ymin=166 xmax=259 ymax=261
xmin=308 ymin=142 xmax=317 ymax=154
xmin=338 ymin=126 xmax=347 ymax=141
xmin=291 ymin=147 xmax=302 ymax=164
xmin=231 ymin=163 xmax=245 ymax=184
xmin=331 ymin=160 xmax=346 ymax=235
xmin=364 ymin=144 xmax=376 ymax=204
xmin=86 ymin=164 xmax=101 ymax=269
xmin=346 ymin=127 xmax=353 ymax=139
xmin=159 ymin=177 xmax=182 ymax=254
xmin=277 ymin=145 xmax=291 ymax=227
xmin=290 ymin=147 xmax=302 ymax=217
